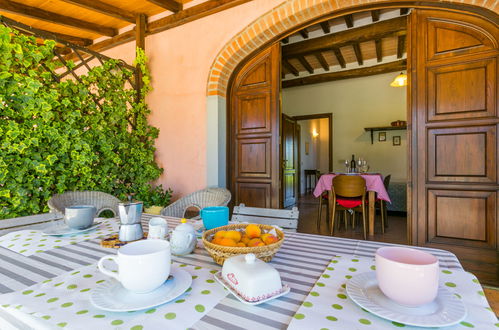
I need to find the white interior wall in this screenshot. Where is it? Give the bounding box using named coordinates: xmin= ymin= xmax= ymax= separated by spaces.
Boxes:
xmin=282 ymin=72 xmax=407 ymax=182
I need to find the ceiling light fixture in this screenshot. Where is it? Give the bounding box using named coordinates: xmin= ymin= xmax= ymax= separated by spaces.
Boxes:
xmin=390 ymin=72 xmax=408 ymax=87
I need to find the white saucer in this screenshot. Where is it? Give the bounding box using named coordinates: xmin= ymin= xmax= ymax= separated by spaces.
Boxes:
xmin=42 ymin=223 xmax=101 ymax=236
xmin=90 ymin=268 xmax=192 ymax=312
xmin=346 ymin=272 xmax=466 ymax=327
xmin=214 ymin=271 xmax=290 ymax=305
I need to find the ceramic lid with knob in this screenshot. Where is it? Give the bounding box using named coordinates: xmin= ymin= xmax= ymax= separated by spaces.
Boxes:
xmin=221 ymin=253 xmax=283 ymax=302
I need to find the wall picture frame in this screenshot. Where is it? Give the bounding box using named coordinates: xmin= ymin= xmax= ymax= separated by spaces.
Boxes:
xmin=378 ymin=132 xmax=386 ymax=142
xmin=393 ymin=135 xmax=401 ymax=146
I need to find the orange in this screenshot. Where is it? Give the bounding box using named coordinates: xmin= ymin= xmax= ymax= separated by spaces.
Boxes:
xmin=240 ymin=235 xmax=250 ymax=245
xmin=245 ymin=224 xmax=261 ymax=239
xmin=224 ymin=230 xmax=242 ymax=243
xmin=236 ymin=242 xmax=246 ymax=247
xmin=248 ymin=238 xmax=264 ymax=247
xmin=219 ymin=238 xmax=237 ymax=247
xmin=261 ymin=233 xmax=279 ymax=245
xmin=211 ymin=237 xmax=222 ymax=245
xmin=214 ymin=230 xmax=226 ymax=240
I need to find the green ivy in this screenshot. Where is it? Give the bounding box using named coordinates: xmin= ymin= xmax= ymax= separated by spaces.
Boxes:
xmin=0 ymin=25 xmax=170 ymax=219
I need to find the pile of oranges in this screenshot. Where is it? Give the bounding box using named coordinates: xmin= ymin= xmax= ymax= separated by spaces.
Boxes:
xmin=210 ymin=224 xmax=280 ymax=247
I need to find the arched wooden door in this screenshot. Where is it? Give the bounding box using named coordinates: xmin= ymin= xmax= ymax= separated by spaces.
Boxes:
xmin=228 ymin=43 xmax=281 ymax=208
xmin=410 ymin=9 xmax=498 ymax=284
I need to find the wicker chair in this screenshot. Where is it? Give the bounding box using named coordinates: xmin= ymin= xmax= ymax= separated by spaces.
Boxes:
xmin=160 ymin=187 xmax=231 ymax=219
xmin=48 ymin=191 xmax=121 ymax=216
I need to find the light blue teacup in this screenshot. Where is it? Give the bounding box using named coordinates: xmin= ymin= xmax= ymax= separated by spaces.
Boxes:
xmin=201 ymin=206 xmax=229 ymax=230
xmin=64 ymin=205 xmax=97 ymax=229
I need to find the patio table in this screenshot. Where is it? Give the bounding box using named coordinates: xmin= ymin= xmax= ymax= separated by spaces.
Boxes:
xmin=314 ymin=173 xmax=391 ymax=236
xmin=0 ymin=214 xmax=492 ymax=329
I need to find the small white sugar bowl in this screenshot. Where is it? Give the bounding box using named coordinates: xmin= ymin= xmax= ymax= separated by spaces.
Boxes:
xmin=220 ymin=253 xmax=288 ymax=303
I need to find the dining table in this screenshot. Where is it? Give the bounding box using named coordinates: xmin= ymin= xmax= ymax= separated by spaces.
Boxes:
xmin=314 ymin=173 xmax=391 ymax=236
xmin=0 ymin=214 xmax=496 ymax=329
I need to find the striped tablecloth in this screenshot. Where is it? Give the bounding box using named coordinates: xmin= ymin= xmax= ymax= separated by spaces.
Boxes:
xmin=0 ymin=214 xmax=463 ymax=330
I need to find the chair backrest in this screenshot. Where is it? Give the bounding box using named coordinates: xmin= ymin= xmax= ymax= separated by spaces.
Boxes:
xmin=332 ymin=175 xmax=366 ymax=198
xmin=47 ymin=191 xmax=120 ymax=216
xmin=231 ymin=203 xmax=299 ymax=230
xmin=160 ymin=187 xmax=231 ymax=218
xmin=383 ymin=174 xmax=392 ymax=190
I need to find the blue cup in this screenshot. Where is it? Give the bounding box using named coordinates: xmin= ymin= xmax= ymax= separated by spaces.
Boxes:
xmin=201 ymin=206 xmax=229 ymax=230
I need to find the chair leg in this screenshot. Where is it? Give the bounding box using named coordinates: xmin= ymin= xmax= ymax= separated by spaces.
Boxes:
xmin=317 ymin=197 xmax=323 ymax=232
xmin=351 ymin=211 xmax=355 ymax=229
xmin=383 ymin=202 xmax=388 ymax=228
xmin=380 ymin=201 xmax=385 ymax=234
xmin=362 ymin=205 xmax=367 ymax=240
xmin=330 ymin=202 xmax=337 ymax=236
xmin=326 ymin=201 xmax=330 ymax=231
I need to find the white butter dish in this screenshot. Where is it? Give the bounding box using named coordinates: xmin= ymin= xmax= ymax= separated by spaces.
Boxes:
xmin=217 ymin=253 xmax=290 ymax=304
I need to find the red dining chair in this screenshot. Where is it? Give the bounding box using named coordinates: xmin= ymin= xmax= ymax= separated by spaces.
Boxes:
xmin=329 ymin=175 xmax=367 ymax=240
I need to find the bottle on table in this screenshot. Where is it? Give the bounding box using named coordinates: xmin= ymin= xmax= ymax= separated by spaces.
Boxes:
xmin=350 ymin=154 xmax=356 ymax=173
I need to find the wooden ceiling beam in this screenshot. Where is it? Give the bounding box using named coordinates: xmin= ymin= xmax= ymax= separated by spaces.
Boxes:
xmin=400 ymin=8 xmax=409 ymax=15
xmin=352 ymin=42 xmax=363 ymax=65
xmin=371 ymin=10 xmax=380 ymax=22
xmin=0 ymin=0 xmax=117 ymax=36
xmin=64 ymin=0 xmax=251 ymax=61
xmin=282 ymin=59 xmax=299 ymax=77
xmin=145 ymin=0 xmax=182 ymax=13
xmin=59 ymin=0 xmax=137 ymax=24
xmin=282 ymin=16 xmax=407 ymax=58
xmin=297 ymin=56 xmax=314 ymax=74
xmin=397 ymin=34 xmax=406 ymax=58
xmin=282 ymin=37 xmax=289 ymax=44
xmin=375 ymin=38 xmax=382 ymax=62
xmin=344 ymin=14 xmax=354 ymax=28
xmin=315 ymin=52 xmax=330 ymax=71
xmin=299 ymin=28 xmax=309 ymax=39
xmin=332 ymin=48 xmax=346 ymax=68
xmin=283 ymin=59 xmax=407 ymax=88
xmin=320 ymin=21 xmax=330 ymax=34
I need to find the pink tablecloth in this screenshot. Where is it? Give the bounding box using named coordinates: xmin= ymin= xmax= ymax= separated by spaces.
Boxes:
xmin=313 ymin=173 xmax=391 ymax=203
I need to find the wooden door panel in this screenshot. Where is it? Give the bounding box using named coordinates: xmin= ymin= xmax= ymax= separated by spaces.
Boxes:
xmin=237 ymin=138 xmax=271 ymax=178
xmin=236 ymin=182 xmax=271 ymax=208
xmin=425 ymin=13 xmax=497 ymax=61
xmin=282 ymin=114 xmax=298 ymax=208
xmin=427 ymin=58 xmax=496 ymax=121
xmin=236 ymin=93 xmax=271 ymax=134
xmin=427 ymin=189 xmax=496 ymax=249
xmin=412 ymin=9 xmax=499 ymax=285
xmin=427 ymin=125 xmax=496 ymax=183
xmin=229 ymin=43 xmax=281 ymax=209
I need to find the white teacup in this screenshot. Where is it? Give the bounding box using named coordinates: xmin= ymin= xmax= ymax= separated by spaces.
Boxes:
xmin=148 ymin=217 xmax=168 ymax=240
xmin=375 ymin=247 xmax=439 ymax=307
xmin=98 ymin=240 xmax=171 ymax=293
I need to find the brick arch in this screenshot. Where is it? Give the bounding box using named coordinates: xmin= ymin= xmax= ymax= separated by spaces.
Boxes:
xmin=206 ymin=0 xmax=497 ymax=98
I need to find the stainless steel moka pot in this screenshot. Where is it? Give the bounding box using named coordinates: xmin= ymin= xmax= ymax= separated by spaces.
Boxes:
xmin=118 ymin=195 xmax=144 ymax=242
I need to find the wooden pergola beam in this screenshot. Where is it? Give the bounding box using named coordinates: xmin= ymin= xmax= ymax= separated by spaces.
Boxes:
xmin=282 ymin=16 xmax=407 ymax=58
xmin=315 ymin=52 xmax=330 ymax=71
xmin=67 ymin=0 xmax=251 ymax=57
xmin=282 ymin=59 xmax=299 ymax=76
xmin=145 ymin=0 xmax=182 ymax=12
xmin=282 ymin=60 xmax=407 ymax=88
xmin=60 ymin=0 xmax=137 ymax=24
xmin=0 ymin=0 xmax=117 ymax=36
xmin=297 ymin=56 xmax=313 ymax=74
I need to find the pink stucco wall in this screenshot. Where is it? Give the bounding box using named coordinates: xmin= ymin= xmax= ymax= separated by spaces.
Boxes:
xmin=102 ymin=0 xmax=283 ymax=198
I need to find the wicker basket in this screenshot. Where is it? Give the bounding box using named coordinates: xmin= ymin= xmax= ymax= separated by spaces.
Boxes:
xmin=202 ymin=223 xmax=285 ymax=265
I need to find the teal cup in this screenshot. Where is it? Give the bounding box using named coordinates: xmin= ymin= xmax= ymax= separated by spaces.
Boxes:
xmin=201 ymin=206 xmax=229 ymax=230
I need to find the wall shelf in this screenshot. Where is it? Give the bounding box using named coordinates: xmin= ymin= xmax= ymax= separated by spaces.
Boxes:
xmin=364 ymin=125 xmax=407 ymax=144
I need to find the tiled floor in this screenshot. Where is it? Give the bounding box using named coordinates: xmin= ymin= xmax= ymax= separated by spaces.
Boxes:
xmin=294 ymin=192 xmax=499 ymax=317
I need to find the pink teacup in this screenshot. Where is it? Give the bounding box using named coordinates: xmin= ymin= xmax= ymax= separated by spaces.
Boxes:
xmin=375 ymin=247 xmax=439 ymax=307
